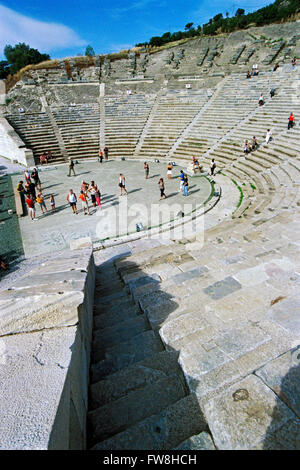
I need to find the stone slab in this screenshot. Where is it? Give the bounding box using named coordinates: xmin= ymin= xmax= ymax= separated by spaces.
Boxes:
xmin=174 ymin=431 xmax=216 ymax=450
xmin=203 ymin=374 xmax=296 ymax=450
xmin=203 ymin=276 xmax=242 ymax=300
xmin=266 ymin=293 xmax=300 ymax=336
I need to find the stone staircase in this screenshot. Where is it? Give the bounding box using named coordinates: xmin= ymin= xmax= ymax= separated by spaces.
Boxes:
xmin=87 ymin=252 xmax=214 ymax=450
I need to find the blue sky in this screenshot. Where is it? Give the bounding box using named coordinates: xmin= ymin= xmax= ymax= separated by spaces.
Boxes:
xmin=0 ymin=1 xmax=273 ymax=60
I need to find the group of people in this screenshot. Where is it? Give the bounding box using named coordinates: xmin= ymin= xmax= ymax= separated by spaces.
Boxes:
xmin=98 ymin=147 xmax=109 ymax=163
xmin=66 ymin=180 xmax=102 ymax=215
xmin=16 ymin=168 xmax=55 ymax=221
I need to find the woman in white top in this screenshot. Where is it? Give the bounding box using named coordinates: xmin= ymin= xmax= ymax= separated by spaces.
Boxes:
xmin=119 ymin=174 xmax=128 ymax=196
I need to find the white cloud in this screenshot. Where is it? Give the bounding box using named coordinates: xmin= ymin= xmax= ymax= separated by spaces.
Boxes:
xmin=0 ymin=4 xmax=87 ymax=56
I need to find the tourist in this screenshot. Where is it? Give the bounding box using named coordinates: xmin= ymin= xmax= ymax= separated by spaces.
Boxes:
xmin=39 ymin=152 xmax=48 ymax=165
xmin=16 ymin=181 xmax=26 ymax=205
xmin=46 ymin=150 xmax=53 ymax=161
xmin=81 ymin=180 xmax=89 ymax=194
xmin=244 ymin=140 xmax=251 ymax=154
xmin=144 ymin=162 xmax=149 ymax=179
xmin=265 ymin=129 xmax=272 ymax=144
xmin=179 ymin=170 xmax=185 ymax=192
xmin=270 ymin=88 xmax=275 ymax=98
xmin=273 ymin=62 xmax=279 ymax=72
xmin=26 ymin=194 xmax=37 ymax=221
xmin=104 ymin=146 xmax=109 ymax=160
xmin=183 ymin=174 xmax=189 ymax=196
xmin=68 ymin=157 xmax=76 ymax=177
xmin=67 ymin=189 xmax=77 ymax=214
xmin=26 ymin=180 xmax=36 ymax=200
xmin=24 ymin=169 xmax=31 ymax=184
xmin=167 ymin=162 xmax=173 ymax=180
xmin=158 ymin=178 xmax=167 ymax=200
xmin=192 ymin=156 xmax=200 ymax=171
xmin=119 ymin=174 xmax=128 ymax=196
xmin=288 ymin=112 xmax=295 ymax=130
xmin=89 ymin=181 xmax=101 ymax=209
xmin=31 ymin=168 xmax=41 ymax=190
xmin=79 ymin=191 xmax=90 ymax=215
xmin=246 ymin=71 xmax=251 ymax=79
xmin=36 ymin=191 xmax=47 ymax=215
xmin=99 ymin=149 xmax=103 ymax=163
xmin=292 ymin=57 xmax=297 ymax=67
xmin=0 ymin=255 xmax=8 ymax=271
xmin=210 ymin=159 xmax=216 ymax=176
xmin=251 ymin=136 xmax=258 ymax=151
xmin=258 ymin=93 xmax=264 ymax=106
xmin=49 ymin=194 xmax=56 ymax=212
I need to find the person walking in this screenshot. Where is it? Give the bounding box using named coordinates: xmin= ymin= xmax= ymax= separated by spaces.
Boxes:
xmin=158 ymin=178 xmax=167 ymax=200
xmin=183 ymin=174 xmax=189 ymax=196
xmin=99 ymin=149 xmax=103 ymax=163
xmin=67 ymin=189 xmax=77 ymax=214
xmin=119 ymin=174 xmax=128 ymax=196
xmin=288 ymin=112 xmax=295 ymax=130
xmin=211 ymin=159 xmax=216 ymax=176
xmin=251 ymin=136 xmax=258 ymax=151
xmin=49 ymin=194 xmax=56 ymax=212
xmin=258 ymin=93 xmax=264 ymax=106
xmin=265 ymin=129 xmax=272 ymax=144
xmin=26 ymin=195 xmax=37 ymax=221
xmin=68 ymin=158 xmax=76 ymax=177
xmin=144 ymin=162 xmax=149 ymax=179
xmin=36 ymin=191 xmax=47 ymax=215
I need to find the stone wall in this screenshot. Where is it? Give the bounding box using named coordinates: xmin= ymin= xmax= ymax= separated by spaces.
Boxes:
xmin=0 ymin=117 xmax=34 ymax=166
xmin=0 ymin=244 xmax=96 ymax=449
xmin=0 ymin=80 xmax=5 ymax=105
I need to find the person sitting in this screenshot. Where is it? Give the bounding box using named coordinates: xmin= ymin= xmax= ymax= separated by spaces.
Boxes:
xmin=258 ymin=93 xmax=264 ymax=106
xmin=244 ymin=140 xmax=251 ymax=154
xmin=288 ymin=112 xmax=295 ymax=130
xmin=251 ymin=136 xmax=258 ymax=151
xmin=46 ymin=151 xmax=53 ymax=161
xmin=192 ymin=156 xmax=200 ymax=172
xmin=246 ymin=71 xmax=251 ymax=79
xmin=273 ymin=62 xmax=279 ymax=72
xmin=270 ymin=88 xmax=275 ymax=98
xmin=292 ymin=57 xmax=297 ymax=67
xmin=40 ymin=152 xmax=48 ymax=165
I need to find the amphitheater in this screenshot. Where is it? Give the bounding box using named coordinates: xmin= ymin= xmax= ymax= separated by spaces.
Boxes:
xmin=0 ymin=21 xmax=300 ymax=450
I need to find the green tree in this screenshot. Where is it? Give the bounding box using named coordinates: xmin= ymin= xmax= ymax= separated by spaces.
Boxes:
xmin=235 ymin=8 xmax=245 ymax=17
xmin=85 ymin=45 xmax=95 ymax=56
xmin=0 ymin=60 xmax=9 ymax=79
xmin=4 ymin=43 xmax=50 ymax=74
xmin=185 ymin=22 xmax=194 ymax=30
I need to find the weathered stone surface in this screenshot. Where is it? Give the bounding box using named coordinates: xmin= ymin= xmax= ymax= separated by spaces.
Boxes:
xmin=255 ymin=346 xmax=300 ymax=417
xmin=203 ymin=276 xmax=242 ymax=300
xmin=266 ymin=294 xmax=300 ymax=336
xmin=174 ymin=431 xmax=216 ymax=450
xmin=70 ymin=237 xmax=93 ymax=250
xmin=203 ymin=375 xmax=296 ymax=450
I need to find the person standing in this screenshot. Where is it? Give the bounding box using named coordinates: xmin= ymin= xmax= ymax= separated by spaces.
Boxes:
xmin=265 ymin=129 xmax=272 ymax=144
xmin=119 ymin=174 xmax=128 ymax=196
xmin=67 ymin=189 xmax=77 ymax=214
xmin=99 ymin=149 xmax=103 ymax=163
xmin=27 ymin=180 xmax=37 ymax=200
xmin=251 ymin=136 xmax=258 ymax=151
xmin=68 ymin=158 xmax=76 ymax=177
xmin=26 ymin=195 xmax=37 ymax=221
xmin=104 ymin=146 xmax=109 ymax=160
xmin=179 ymin=170 xmax=185 ymax=192
xmin=183 ymin=174 xmax=189 ymax=196
xmin=24 ymin=169 xmax=31 ymax=184
xmin=167 ymin=162 xmax=173 ymax=180
xmin=36 ymin=191 xmax=47 ymax=215
xmin=89 ymin=181 xmax=101 ymax=209
xmin=158 ymin=178 xmax=167 ymax=200
xmin=258 ymin=93 xmax=264 ymax=106
xmin=288 ymin=112 xmax=295 ymax=130
xmin=144 ymin=162 xmax=149 ymax=179
xmin=49 ymin=194 xmax=56 ymax=212
xmin=210 ymin=159 xmax=216 ymax=176
xmin=31 ymin=168 xmax=41 ymax=190
xmin=79 ymin=191 xmax=90 ymax=215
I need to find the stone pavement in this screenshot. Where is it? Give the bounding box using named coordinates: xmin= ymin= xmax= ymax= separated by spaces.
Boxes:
xmin=11 ymin=160 xmax=211 ymax=258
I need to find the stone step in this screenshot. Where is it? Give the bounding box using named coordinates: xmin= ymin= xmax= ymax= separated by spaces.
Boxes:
xmin=90 ymin=330 xmax=164 ymax=383
xmin=91 ymin=393 xmax=207 ymax=450
xmin=93 ymin=303 xmax=141 ymax=329
xmin=92 ymin=316 xmax=150 ymax=362
xmin=94 ymin=291 xmax=132 ymax=309
xmin=89 ymin=351 xmax=182 ymax=409
xmin=88 ymin=374 xmax=187 ymax=444
xmin=93 ymin=298 xmax=137 ymax=318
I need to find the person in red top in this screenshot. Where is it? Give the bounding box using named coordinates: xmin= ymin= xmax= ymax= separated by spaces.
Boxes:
xmin=98 ymin=150 xmax=103 ymax=163
xmin=79 ymin=190 xmax=90 ymax=215
xmin=26 ymin=195 xmax=37 ymax=221
xmin=288 ymin=112 xmax=295 ymax=130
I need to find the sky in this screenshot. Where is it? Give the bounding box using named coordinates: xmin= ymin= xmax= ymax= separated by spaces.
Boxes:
xmin=0 ymin=0 xmax=274 ymax=60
